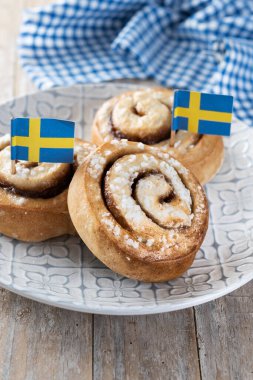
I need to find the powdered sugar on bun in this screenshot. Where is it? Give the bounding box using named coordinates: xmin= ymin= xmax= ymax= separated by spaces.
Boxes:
xmin=68 ymin=140 xmax=209 ymax=282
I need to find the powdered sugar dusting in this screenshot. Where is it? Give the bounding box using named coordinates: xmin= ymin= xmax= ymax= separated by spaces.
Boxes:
xmin=87 ymin=153 xmax=106 ymax=179
xmin=168 ymin=157 xmax=189 ymax=176
xmin=98 ymin=146 xmax=207 ymax=260
xmin=12 ymin=196 xmax=27 ymax=206
xmin=101 ymin=212 xmax=121 ymax=238
xmin=146 ymin=238 xmax=155 ymax=247
xmin=159 ymin=161 xmax=191 ymax=209
xmin=125 ymin=237 xmax=139 ymax=249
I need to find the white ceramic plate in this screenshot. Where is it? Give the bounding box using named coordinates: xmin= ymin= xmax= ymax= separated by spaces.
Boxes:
xmin=0 ymin=83 xmax=252 ymax=315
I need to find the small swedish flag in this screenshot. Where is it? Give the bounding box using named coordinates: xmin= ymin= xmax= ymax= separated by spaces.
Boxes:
xmin=172 ymin=90 xmax=233 ymax=136
xmin=11 ymin=118 xmax=75 ymax=163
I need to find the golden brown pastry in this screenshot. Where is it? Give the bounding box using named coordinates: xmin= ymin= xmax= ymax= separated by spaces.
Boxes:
xmin=68 ymin=140 xmax=208 ymax=282
xmin=0 ymin=134 xmax=96 ymax=242
xmin=92 ymin=87 xmax=224 ymax=184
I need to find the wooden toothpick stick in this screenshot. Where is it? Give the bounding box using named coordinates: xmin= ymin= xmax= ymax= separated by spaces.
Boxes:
xmin=11 ymin=160 xmax=16 ymax=175
xmin=170 ymin=130 xmax=176 ymax=147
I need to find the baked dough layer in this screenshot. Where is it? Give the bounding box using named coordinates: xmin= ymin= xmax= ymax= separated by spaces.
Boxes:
xmin=92 ymin=87 xmax=224 ymax=184
xmin=68 ymin=140 xmax=209 ymax=282
xmin=0 ymin=135 xmax=96 ymax=242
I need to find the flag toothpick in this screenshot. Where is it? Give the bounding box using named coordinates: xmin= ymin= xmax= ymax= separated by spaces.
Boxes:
xmin=170 ymin=130 xmax=175 ymax=147
xmin=171 ymin=90 xmax=233 ymax=137
xmin=11 ymin=160 xmax=16 ymax=175
xmin=11 ymin=118 xmax=75 ymax=166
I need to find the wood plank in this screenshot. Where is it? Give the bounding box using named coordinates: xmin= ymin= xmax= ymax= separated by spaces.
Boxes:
xmin=0 ymin=0 xmax=22 ymax=103
xmin=94 ymin=310 xmax=201 ymax=380
xmin=195 ymin=281 xmax=253 ymax=380
xmin=0 ymin=289 xmax=93 ymax=380
xmin=14 ymin=0 xmax=53 ymax=97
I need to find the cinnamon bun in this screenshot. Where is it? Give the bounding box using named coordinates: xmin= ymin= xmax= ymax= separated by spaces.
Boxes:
xmin=92 ymin=87 xmax=224 ymax=184
xmin=68 ymin=140 xmax=208 ymax=282
xmin=0 ymin=134 xmax=96 ymax=242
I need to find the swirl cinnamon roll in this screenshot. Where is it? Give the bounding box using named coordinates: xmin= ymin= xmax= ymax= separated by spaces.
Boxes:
xmin=0 ymin=134 xmax=96 ymax=242
xmin=92 ymin=87 xmax=224 ymax=184
xmin=68 ymin=140 xmax=208 ymax=282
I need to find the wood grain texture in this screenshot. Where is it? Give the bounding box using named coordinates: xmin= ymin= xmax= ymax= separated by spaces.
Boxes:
xmin=0 ymin=289 xmax=92 ymax=380
xmin=94 ymin=311 xmax=201 ymax=380
xmin=0 ymin=0 xmax=21 ymax=103
xmin=195 ymin=281 xmax=253 ymax=380
xmin=14 ymin=0 xmax=45 ymax=97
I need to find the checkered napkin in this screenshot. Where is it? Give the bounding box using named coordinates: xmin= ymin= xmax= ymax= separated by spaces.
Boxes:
xmin=18 ymin=0 xmax=253 ymax=126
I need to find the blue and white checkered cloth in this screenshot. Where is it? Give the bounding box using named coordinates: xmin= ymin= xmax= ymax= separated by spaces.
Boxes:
xmin=18 ymin=0 xmax=253 ymax=126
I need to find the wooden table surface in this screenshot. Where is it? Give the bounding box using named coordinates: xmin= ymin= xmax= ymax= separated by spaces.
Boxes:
xmin=0 ymin=1 xmax=252 ymax=379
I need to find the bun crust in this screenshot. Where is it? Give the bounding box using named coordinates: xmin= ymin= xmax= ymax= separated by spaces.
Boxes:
xmin=92 ymin=87 xmax=224 ymax=184
xmin=68 ymin=140 xmax=209 ymax=282
xmin=0 ymin=136 xmax=96 ymax=242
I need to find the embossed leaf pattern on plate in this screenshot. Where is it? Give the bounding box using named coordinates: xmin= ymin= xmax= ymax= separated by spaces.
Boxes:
xmin=0 ymin=83 xmax=252 ymax=315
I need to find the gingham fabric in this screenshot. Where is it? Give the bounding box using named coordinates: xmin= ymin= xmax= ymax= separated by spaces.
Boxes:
xmin=18 ymin=0 xmax=253 ymax=126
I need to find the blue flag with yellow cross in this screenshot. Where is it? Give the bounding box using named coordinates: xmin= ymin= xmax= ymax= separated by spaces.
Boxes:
xmin=172 ymin=90 xmax=233 ymax=136
xmin=11 ymin=118 xmax=75 ymax=163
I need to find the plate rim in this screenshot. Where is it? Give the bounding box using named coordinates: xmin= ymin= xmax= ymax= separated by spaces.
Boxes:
xmin=0 ymin=274 xmax=252 ymax=315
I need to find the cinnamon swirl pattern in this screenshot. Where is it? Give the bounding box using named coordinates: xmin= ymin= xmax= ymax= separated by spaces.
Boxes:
xmin=92 ymin=88 xmax=224 ymax=184
xmin=0 ymin=134 xmax=96 ymax=242
xmin=68 ymin=140 xmax=208 ymax=282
